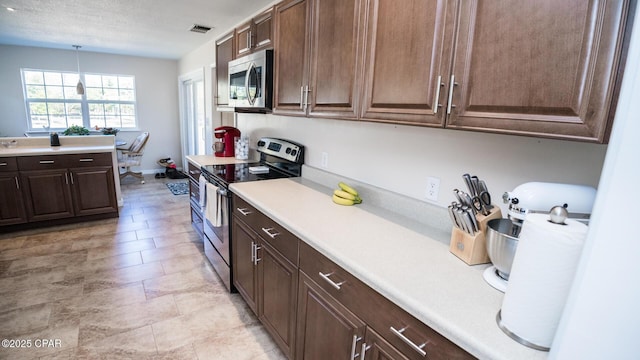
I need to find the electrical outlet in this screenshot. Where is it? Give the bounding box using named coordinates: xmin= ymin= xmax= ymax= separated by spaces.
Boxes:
xmin=321 ymin=152 xmax=329 ymax=168
xmin=425 ymin=176 xmax=440 ymax=202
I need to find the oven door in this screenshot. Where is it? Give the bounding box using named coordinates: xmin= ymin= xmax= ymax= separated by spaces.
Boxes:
xmin=202 ymin=179 xmax=235 ymax=292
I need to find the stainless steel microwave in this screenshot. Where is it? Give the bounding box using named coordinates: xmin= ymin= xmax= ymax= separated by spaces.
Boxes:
xmin=228 ymin=49 xmax=273 ymax=112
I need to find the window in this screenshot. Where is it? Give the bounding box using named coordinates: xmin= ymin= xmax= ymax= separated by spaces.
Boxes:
xmin=22 ymin=69 xmax=137 ymax=131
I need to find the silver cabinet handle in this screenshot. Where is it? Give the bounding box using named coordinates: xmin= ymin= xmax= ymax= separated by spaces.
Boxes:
xmin=0 ymin=162 xmax=7 ymax=166
xmin=251 ymin=241 xmax=256 ymax=263
xmin=253 ymin=243 xmax=262 ymax=265
xmin=261 ymin=227 xmax=279 ymax=239
xmin=79 ymin=158 xmax=94 ymax=162
xmin=318 ymin=272 xmax=345 ymax=290
xmin=304 ymin=86 xmax=311 ymax=112
xmin=64 ymin=172 xmax=69 ymax=185
xmin=14 ymin=176 xmax=20 ymax=190
xmin=248 ymin=30 xmax=252 ymax=49
xmin=360 ymin=343 xmax=371 ymax=360
xmin=39 ymin=160 xmax=54 ymax=164
xmin=189 ymin=169 xmax=200 ymax=175
xmin=69 ymin=172 xmax=74 ymax=185
xmin=191 ymin=192 xmax=197 ymax=197
xmin=390 ymin=326 xmax=427 ymax=357
xmin=300 ymin=86 xmax=305 ymax=109
xmin=350 ymin=335 xmax=363 ymax=360
xmin=433 ymin=75 xmax=443 ymax=114
xmin=447 ymin=74 xmax=457 ymax=115
xmin=237 ymin=207 xmax=252 ymax=216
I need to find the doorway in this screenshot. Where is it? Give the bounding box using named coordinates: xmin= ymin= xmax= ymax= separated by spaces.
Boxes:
xmin=179 ymin=69 xmax=206 ymax=168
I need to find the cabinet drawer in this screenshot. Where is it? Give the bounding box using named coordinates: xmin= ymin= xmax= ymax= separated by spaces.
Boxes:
xmin=17 ymin=155 xmax=69 ymax=170
xmin=66 ymin=153 xmax=113 ymax=167
xmin=299 ymin=241 xmax=372 ymax=319
xmin=187 ymin=161 xmax=202 ymax=180
xmin=233 ymin=194 xmax=299 ymax=264
xmin=0 ymin=157 xmax=18 ymax=172
xmin=299 ymin=241 xmax=473 ymax=360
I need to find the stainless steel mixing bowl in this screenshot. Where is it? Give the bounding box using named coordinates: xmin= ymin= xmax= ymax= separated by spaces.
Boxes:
xmin=486 ymin=218 xmax=520 ymax=280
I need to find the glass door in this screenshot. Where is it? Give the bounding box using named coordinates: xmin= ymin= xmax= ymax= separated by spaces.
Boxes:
xmin=179 ymin=69 xmax=206 ymax=168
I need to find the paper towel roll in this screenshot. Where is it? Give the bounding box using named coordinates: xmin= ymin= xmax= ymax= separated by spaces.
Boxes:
xmin=499 ymin=213 xmax=588 ymax=350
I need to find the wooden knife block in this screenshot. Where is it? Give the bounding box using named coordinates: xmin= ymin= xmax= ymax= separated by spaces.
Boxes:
xmin=449 ymin=206 xmax=502 ymax=265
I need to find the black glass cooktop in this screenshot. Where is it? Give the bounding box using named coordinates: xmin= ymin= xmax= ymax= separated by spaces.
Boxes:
xmin=201 ymin=162 xmax=294 ymax=185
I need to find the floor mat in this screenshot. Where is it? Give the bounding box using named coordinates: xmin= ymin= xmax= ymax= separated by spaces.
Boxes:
xmin=166 ymin=182 xmax=189 ymax=195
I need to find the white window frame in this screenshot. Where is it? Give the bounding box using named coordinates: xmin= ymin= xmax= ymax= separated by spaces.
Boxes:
xmin=21 ymin=68 xmax=138 ymax=132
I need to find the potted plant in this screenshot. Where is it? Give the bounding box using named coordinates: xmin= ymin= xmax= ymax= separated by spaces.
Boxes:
xmin=101 ymin=127 xmax=120 ymax=135
xmin=63 ymin=125 xmax=90 ymax=136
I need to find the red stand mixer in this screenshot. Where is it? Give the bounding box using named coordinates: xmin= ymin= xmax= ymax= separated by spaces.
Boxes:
xmin=213 ymin=126 xmax=241 ymax=157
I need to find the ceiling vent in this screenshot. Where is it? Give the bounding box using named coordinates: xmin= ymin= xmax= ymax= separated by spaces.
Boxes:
xmin=190 ymin=24 xmax=212 ymax=34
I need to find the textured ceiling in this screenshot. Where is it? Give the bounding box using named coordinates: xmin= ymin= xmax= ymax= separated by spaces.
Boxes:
xmin=0 ymin=0 xmax=275 ymax=59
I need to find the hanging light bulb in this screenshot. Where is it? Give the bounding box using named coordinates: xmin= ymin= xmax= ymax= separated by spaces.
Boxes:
xmin=72 ymin=45 xmax=85 ymax=95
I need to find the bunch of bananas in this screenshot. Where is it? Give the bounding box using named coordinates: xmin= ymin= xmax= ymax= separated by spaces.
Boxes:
xmin=332 ymin=182 xmax=362 ymax=206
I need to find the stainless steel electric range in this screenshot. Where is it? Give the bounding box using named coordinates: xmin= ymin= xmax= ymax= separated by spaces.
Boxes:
xmin=199 ymin=137 xmax=304 ymax=292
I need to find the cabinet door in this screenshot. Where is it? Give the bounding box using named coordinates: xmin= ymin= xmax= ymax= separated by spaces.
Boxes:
xmin=0 ymin=172 xmax=27 ymax=226
xmin=253 ymin=8 xmax=274 ymax=52
xmin=216 ymin=32 xmax=235 ymax=108
xmin=235 ymin=22 xmax=253 ymax=57
xmin=447 ymin=0 xmax=631 ymax=143
xmin=69 ymin=166 xmax=118 ymax=216
xmin=360 ymin=0 xmax=455 ymax=126
xmin=296 ymin=271 xmax=366 ymax=360
xmin=307 ymin=0 xmax=365 ymax=119
xmin=273 ymin=0 xmax=310 ymax=116
xmin=362 ymin=327 xmax=410 ymax=360
xmin=21 ymin=170 xmax=74 ymax=222
xmin=258 ymin=240 xmax=298 ymax=358
xmin=232 ymin=217 xmax=259 ymax=313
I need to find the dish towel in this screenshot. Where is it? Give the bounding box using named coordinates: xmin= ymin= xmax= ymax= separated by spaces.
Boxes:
xmin=198 ymin=174 xmax=207 ymax=208
xmin=205 ymin=182 xmax=222 ymax=227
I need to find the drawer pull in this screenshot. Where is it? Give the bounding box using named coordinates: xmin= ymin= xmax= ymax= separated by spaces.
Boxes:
xmin=189 ymin=169 xmax=200 ymax=175
xmin=318 ymin=272 xmax=346 ymax=290
xmin=237 ymin=207 xmax=252 ymax=216
xmin=0 ymin=162 xmax=7 ymax=166
xmin=79 ymin=158 xmax=94 ymax=162
xmin=14 ymin=176 xmax=20 ymax=190
xmin=39 ymin=160 xmax=55 ymax=164
xmin=350 ymin=335 xmax=362 ymax=360
xmin=360 ymin=343 xmax=372 ymax=360
xmin=191 ymin=192 xmax=197 ymax=197
xmin=390 ymin=326 xmax=427 ymax=357
xmin=261 ymin=227 xmax=279 ymax=239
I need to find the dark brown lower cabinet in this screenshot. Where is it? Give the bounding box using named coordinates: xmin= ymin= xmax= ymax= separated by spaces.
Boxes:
xmin=21 ymin=169 xmax=75 ymax=222
xmin=232 ymin=195 xmax=474 ymax=360
xmin=0 ymin=171 xmax=27 ymax=226
xmin=232 ymin=211 xmax=298 ymax=358
xmin=296 ymin=270 xmax=366 ymax=360
xmin=70 ymin=166 xmax=117 ymax=216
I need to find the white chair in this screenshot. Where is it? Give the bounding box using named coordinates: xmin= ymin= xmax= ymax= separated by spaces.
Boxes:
xmin=117 ymin=132 xmax=149 ymax=183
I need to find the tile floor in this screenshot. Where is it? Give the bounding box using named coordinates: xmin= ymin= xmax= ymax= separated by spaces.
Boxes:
xmin=0 ymin=176 xmax=286 ymax=360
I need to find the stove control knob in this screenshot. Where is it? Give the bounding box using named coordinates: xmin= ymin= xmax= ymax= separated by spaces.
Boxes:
xmin=291 ymin=149 xmax=297 ymax=156
xmin=257 ymin=140 xmax=266 ymax=147
xmin=286 ymin=148 xmax=292 ymax=154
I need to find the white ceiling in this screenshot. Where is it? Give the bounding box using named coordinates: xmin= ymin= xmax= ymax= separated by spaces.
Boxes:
xmin=0 ymin=0 xmax=275 ymax=59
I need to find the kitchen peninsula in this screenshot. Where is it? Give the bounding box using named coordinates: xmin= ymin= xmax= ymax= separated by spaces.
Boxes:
xmin=0 ymin=135 xmax=121 ymax=230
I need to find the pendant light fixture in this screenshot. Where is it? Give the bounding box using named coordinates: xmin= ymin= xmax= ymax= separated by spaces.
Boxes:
xmin=72 ymin=45 xmax=85 ymax=95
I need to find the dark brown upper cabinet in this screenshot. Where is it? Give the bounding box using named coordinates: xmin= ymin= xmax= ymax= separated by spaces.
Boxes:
xmin=235 ymin=8 xmax=274 ymax=57
xmin=443 ymin=0 xmax=633 ymax=143
xmin=360 ymin=0 xmax=633 ymax=143
xmin=360 ymin=0 xmax=456 ymax=126
xmin=273 ymin=0 xmax=365 ymax=119
xmin=216 ymin=31 xmax=235 ymax=109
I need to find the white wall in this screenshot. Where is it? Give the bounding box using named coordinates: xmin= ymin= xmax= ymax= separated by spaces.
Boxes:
xmin=237 ymin=114 xmax=607 ymax=212
xmin=0 ymin=45 xmax=180 ymax=172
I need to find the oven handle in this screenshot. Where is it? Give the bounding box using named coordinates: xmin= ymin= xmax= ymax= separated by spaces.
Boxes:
xmin=217 ymin=187 xmax=228 ymax=196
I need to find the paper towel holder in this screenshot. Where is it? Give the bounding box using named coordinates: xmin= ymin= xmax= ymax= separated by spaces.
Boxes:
xmin=496 ymin=311 xmax=550 ymax=351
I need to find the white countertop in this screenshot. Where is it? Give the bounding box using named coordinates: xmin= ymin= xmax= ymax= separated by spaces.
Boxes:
xmin=230 ymin=178 xmax=548 ymax=360
xmin=0 ymin=135 xmax=116 ymax=156
xmin=186 ymin=154 xmax=256 ymax=167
